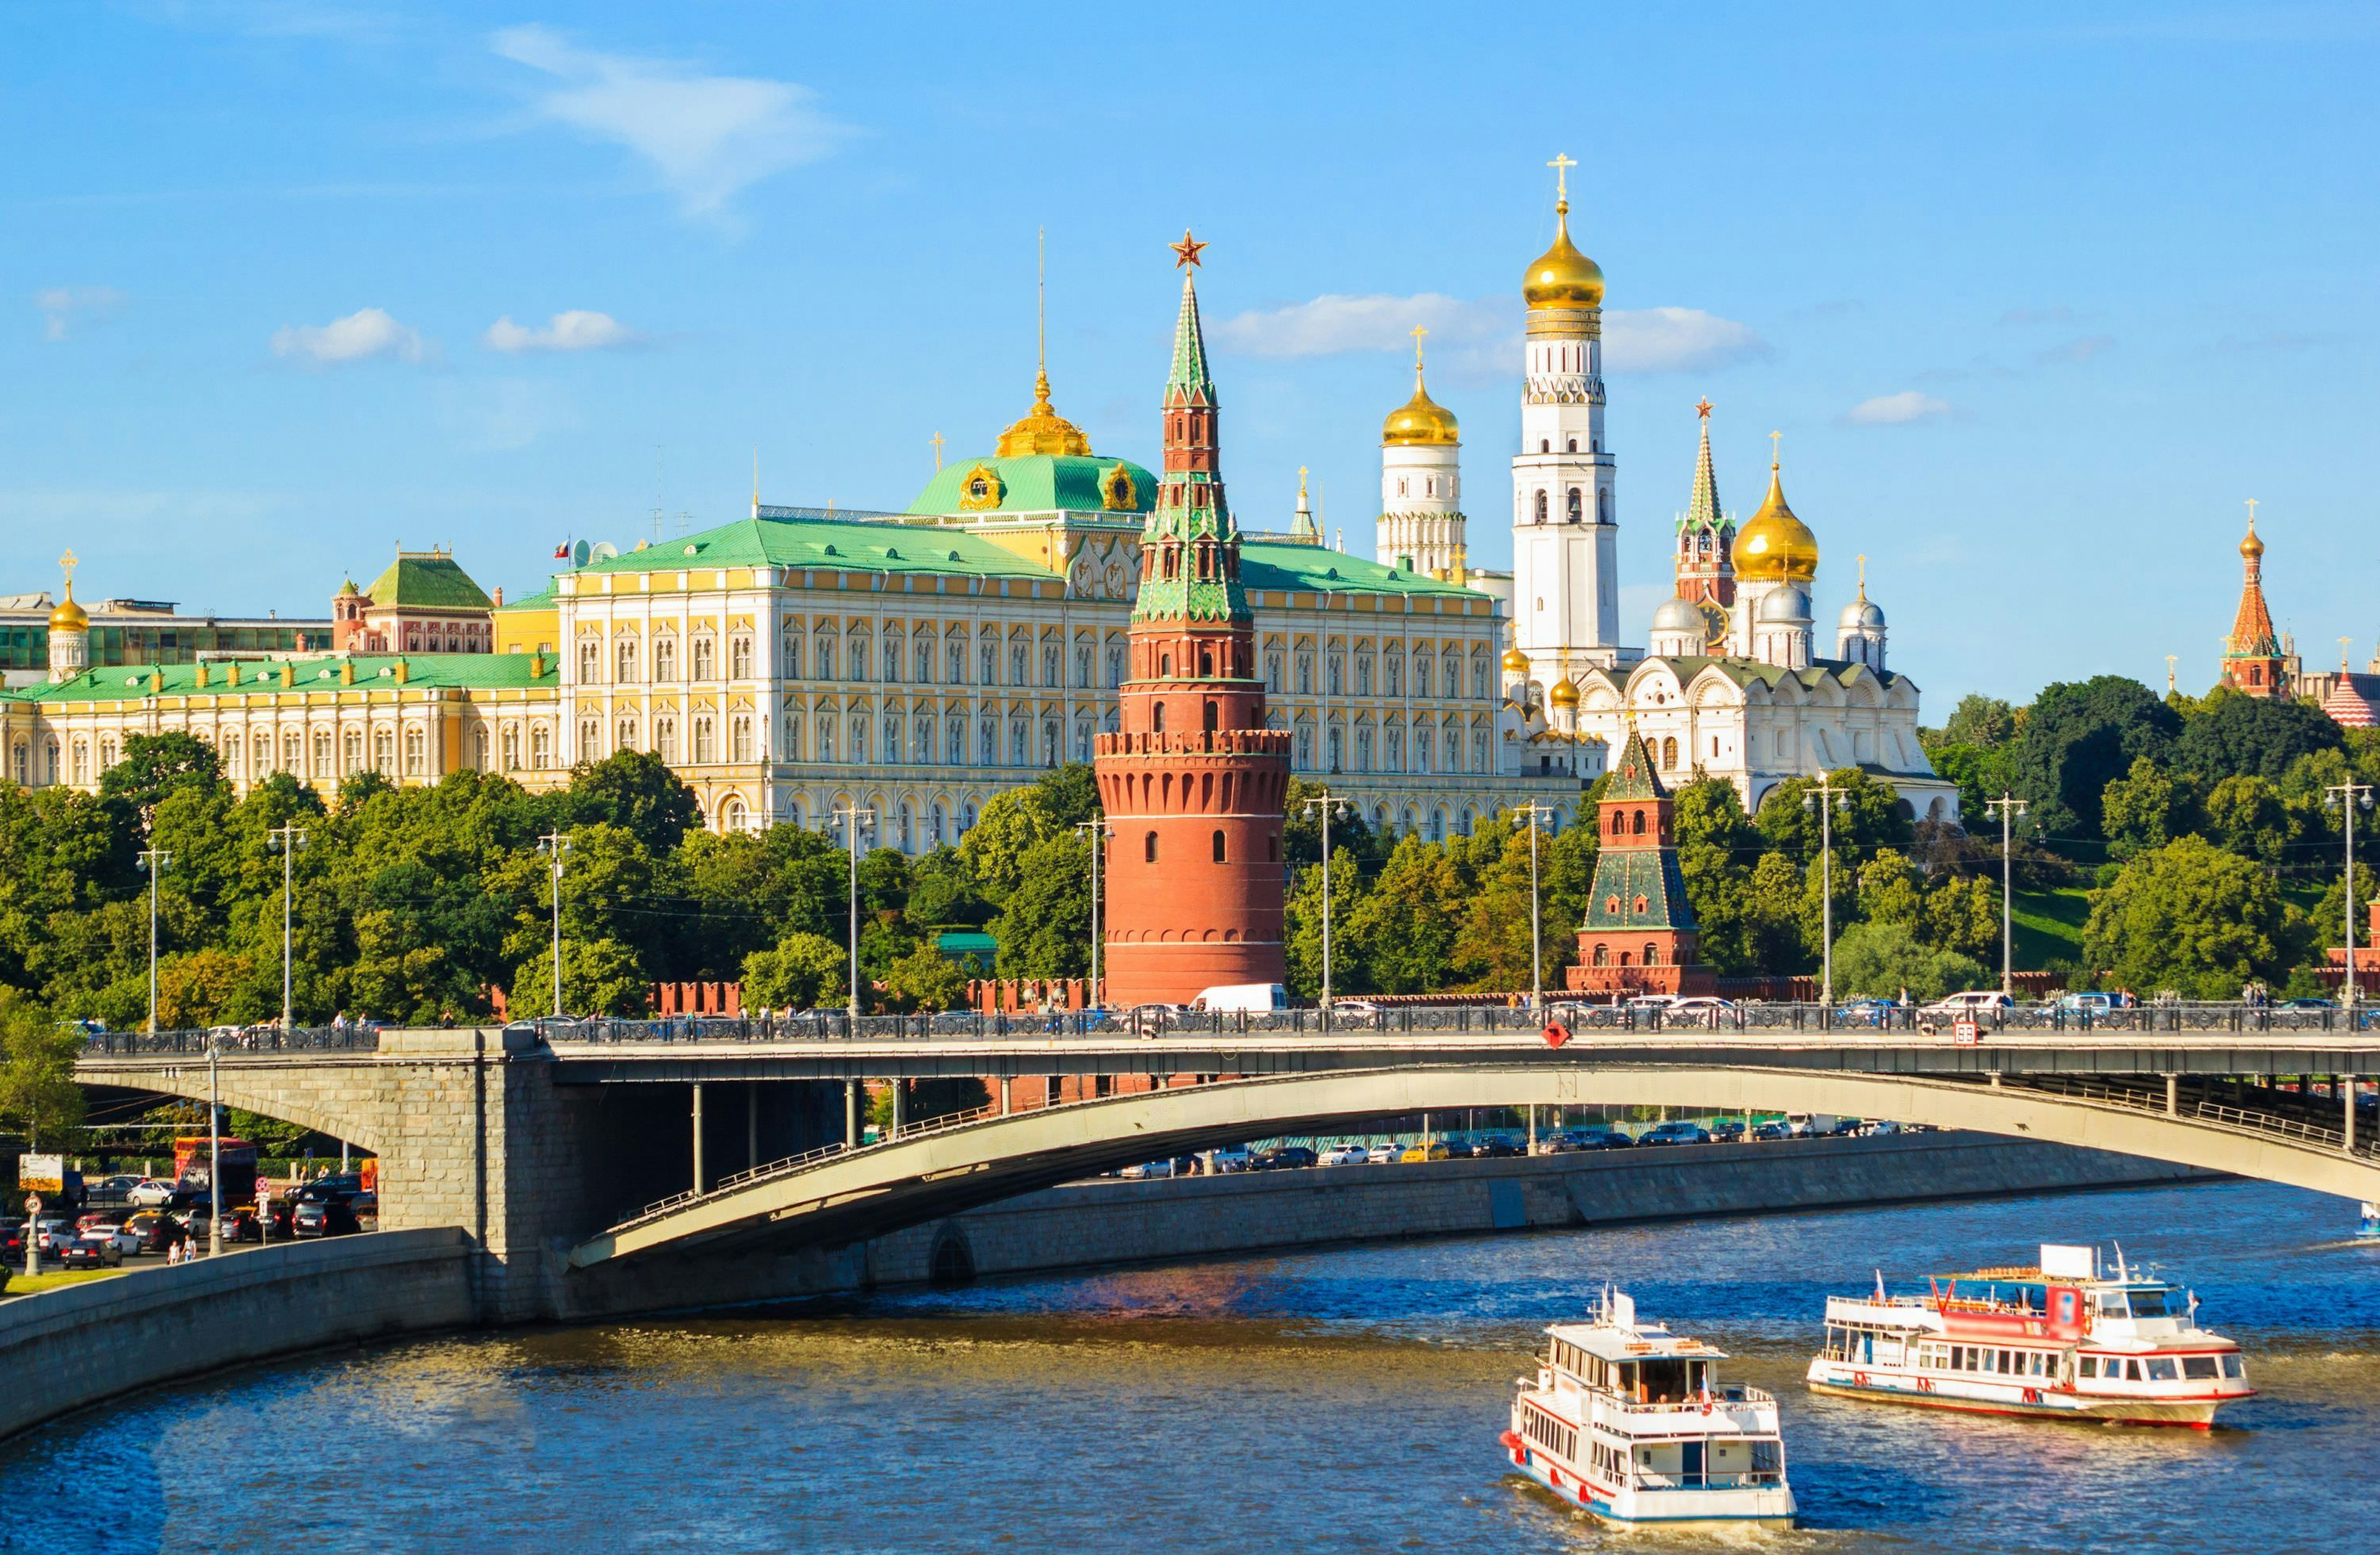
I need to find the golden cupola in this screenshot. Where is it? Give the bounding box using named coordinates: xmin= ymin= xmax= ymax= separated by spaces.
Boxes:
xmin=1382 ymin=364 xmax=1460 ymax=446
xmin=1522 ymin=196 xmax=1605 ymax=312
xmin=994 ymin=367 xmax=1093 ymax=457
xmin=1548 ymin=676 xmax=1580 ymax=709
xmin=1501 ymin=645 xmax=1529 ymax=674
xmin=1731 ymin=457 xmax=1819 ymax=584
xmin=48 ymin=578 xmax=88 ymax=632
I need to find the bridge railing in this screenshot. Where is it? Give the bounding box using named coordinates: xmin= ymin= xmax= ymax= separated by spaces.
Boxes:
xmin=2006 ymin=1074 xmax=2379 ymax=1161
xmin=79 ymin=1024 xmax=376 ymax=1056
xmin=554 ymin=1000 xmax=2375 ymax=1044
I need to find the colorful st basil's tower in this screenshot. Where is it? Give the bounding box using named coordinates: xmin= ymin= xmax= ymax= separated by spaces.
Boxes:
xmin=1095 ymin=234 xmax=1294 ymax=1005
xmin=2219 ymin=501 xmax=2286 ymax=699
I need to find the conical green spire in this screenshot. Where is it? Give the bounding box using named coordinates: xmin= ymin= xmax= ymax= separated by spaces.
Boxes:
xmin=1681 ymin=402 xmax=1722 ymax=537
xmin=1168 ymin=274 xmax=1213 ymax=401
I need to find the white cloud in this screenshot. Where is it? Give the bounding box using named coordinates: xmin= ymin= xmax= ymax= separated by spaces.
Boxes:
xmin=1603 ymin=307 xmax=1770 ymax=374
xmin=35 ymin=286 xmax=125 ymax=341
xmin=1843 ymin=390 xmax=1952 ymax=426
xmin=1213 ymin=293 xmax=1502 ymax=358
xmin=490 ymin=24 xmax=851 ymax=219
xmin=1212 ymin=293 xmax=1765 ymax=376
xmin=482 ymin=309 xmax=638 ymax=353
xmin=270 ymin=306 xmax=430 ymax=364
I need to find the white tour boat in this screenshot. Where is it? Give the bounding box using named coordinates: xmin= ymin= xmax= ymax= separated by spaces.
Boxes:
xmin=1806 ymin=1242 xmax=2253 ymax=1428
xmin=1502 ymin=1289 xmax=1796 ymax=1530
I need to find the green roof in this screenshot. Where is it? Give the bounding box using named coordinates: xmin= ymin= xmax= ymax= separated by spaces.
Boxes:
xmin=1241 ymin=543 xmax=1482 ymax=599
xmin=18 ymin=653 xmax=557 ymax=705
xmin=493 ymin=586 xmax=557 ymax=614
xmin=905 ymin=454 xmax=1158 ymax=518
xmin=568 ymin=516 xmax=1055 ymax=582
xmin=362 ymin=552 xmax=493 ymax=612
xmin=934 ymin=930 xmax=998 ymax=961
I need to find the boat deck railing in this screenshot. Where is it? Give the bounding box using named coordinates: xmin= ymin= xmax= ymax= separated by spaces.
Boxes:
xmin=1629 ymin=1469 xmax=1790 ymax=1491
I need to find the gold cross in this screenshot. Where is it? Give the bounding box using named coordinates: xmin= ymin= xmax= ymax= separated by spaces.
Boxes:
xmin=930 ymin=431 xmax=946 ymax=471
xmin=1170 ymin=229 xmax=1207 ymax=269
xmin=2343 ymin=636 xmax=2356 ymax=671
xmin=1768 ymin=429 xmax=1783 ymax=467
xmin=2245 ymin=496 xmax=2259 ymax=527
xmin=1547 ymin=153 xmax=1576 ymax=204
xmin=58 ymin=549 xmax=77 ymax=581
xmin=2166 ymin=654 xmax=2178 ymax=691
xmin=1411 ymin=324 xmax=1429 ymax=371
xmin=1856 ymin=553 xmax=1867 ymax=589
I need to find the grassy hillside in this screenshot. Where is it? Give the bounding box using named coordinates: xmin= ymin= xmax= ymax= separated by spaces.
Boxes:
xmin=2011 ymin=888 xmax=2091 ymax=971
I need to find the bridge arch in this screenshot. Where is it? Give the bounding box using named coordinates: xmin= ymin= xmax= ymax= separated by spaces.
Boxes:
xmin=77 ymin=1056 xmax=393 ymax=1156
xmin=573 ymin=1063 xmax=2380 ymax=1267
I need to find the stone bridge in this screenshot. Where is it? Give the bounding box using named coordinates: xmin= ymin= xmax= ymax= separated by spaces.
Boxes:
xmin=75 ymin=1024 xmax=2380 ymax=1321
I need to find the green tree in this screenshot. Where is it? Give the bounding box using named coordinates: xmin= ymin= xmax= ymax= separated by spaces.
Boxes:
xmin=1670 ymin=778 xmax=1763 ymax=975
xmin=1923 ymin=874 xmax=2004 ymax=965
xmin=990 ymin=833 xmax=1091 ymax=979
xmin=1941 ymin=694 xmax=2019 ymax=749
xmin=1926 ymin=742 xmax=2017 ymax=829
xmin=507 ymin=936 xmax=652 ymax=1018
xmin=2011 ymin=676 xmax=2181 ymax=844
xmin=1452 ymin=822 xmax=1551 ymax=992
xmin=675 ymin=822 xmax=847 ymax=980
xmin=1284 ymin=778 xmax=1383 ymax=869
xmin=2100 ymin=756 xmax=2205 ymax=861
xmin=739 ymin=932 xmax=848 ymax=1011
xmin=1285 ymin=844 xmax=1368 ymax=998
xmin=0 ymin=990 xmax=84 ymax=1148
xmin=905 ymin=845 xmax=994 ymax=928
xmin=1344 ymin=835 xmax=1462 ymax=993
xmin=2306 ymin=864 xmax=2378 ymax=957
xmin=2196 ymin=774 xmax=2302 ymax=865
xmin=2174 ymin=689 xmax=2344 ymax=784
xmin=1756 ymin=769 xmax=1913 ymax=866
xmin=1856 ymin=848 xmax=1924 ymax=931
xmin=959 ymin=784 xmax=1067 ymax=903
xmin=2082 ymin=835 xmax=2299 ymax=998
xmin=883 ymin=942 xmax=971 ymax=1012
xmin=98 ymin=731 xmax=227 ymax=819
xmin=1833 ymin=922 xmax=1988 ymax=1002
xmin=154 ymin=946 xmax=258 ymax=1029
xmin=560 ymin=750 xmax=702 ymax=856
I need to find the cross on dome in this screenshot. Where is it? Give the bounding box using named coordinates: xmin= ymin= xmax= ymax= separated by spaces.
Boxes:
xmin=1547 ymin=152 xmax=1576 ymax=207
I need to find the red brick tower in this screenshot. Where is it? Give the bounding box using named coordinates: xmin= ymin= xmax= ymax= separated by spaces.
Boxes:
xmin=1672 ymin=398 xmax=1734 ymax=648
xmin=1095 ymin=233 xmax=1292 ymax=1005
xmin=1565 ymin=728 xmax=1716 ymax=997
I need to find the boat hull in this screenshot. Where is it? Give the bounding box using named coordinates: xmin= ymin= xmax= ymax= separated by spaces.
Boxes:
xmin=1806 ymin=1372 xmax=2237 ymax=1428
xmin=1504 ymin=1438 xmax=1795 ymax=1530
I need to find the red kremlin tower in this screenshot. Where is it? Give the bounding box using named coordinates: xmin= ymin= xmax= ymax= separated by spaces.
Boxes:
xmin=1095 ymin=233 xmax=1292 ymax=1005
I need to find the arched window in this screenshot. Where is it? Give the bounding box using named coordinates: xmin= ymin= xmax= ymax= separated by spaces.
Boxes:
xmin=1212 ymin=829 xmax=1227 ymax=863
xmin=1633 ymin=896 xmax=1649 ymax=915
xmin=1153 ymin=702 xmax=1167 ymax=733
xmin=694 ymin=715 xmax=716 ymax=764
xmin=1144 ymin=830 xmax=1158 ymax=863
xmin=1202 ymin=700 xmax=1218 ymax=732
xmin=1632 ymin=809 xmax=1646 ymax=835
xmin=1566 ymin=438 xmax=1578 ymax=453
xmin=372 ymin=729 xmax=394 ymax=772
xmin=1533 ymin=490 xmax=1548 ymax=524
xmin=1644 ymin=943 xmax=1660 ymax=966
xmin=616 ymin=639 xmax=638 ymax=682
xmin=783 ymin=635 xmax=801 ymax=679
xmin=528 ymin=725 xmax=550 ymax=770
xmin=655 ymin=636 xmax=677 ymax=681
xmin=1566 ymin=488 xmax=1583 ymax=522
xmin=1598 ymin=488 xmax=1613 ymax=524
xmin=578 ymin=641 xmax=600 ymax=682
xmin=731 ymin=636 xmax=754 ymax=679
xmin=731 ymin=715 xmax=754 ymax=763
xmin=656 ymin=718 xmax=678 ymax=764
xmin=720 ymin=795 xmax=747 ymax=832
xmin=1662 ymin=736 xmax=1678 ymax=769
xmin=578 ymin=718 xmax=600 ymax=760
xmin=692 ymin=637 xmax=716 ymax=679
xmin=1592 ymin=944 xmax=1608 ymax=966
xmin=1609 ymin=811 xmax=1623 ymax=836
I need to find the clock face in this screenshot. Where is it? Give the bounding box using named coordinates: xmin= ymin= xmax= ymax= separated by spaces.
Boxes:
xmin=1697 ymin=599 xmax=1730 ymax=648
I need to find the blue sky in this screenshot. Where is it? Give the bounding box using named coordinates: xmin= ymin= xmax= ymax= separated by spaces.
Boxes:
xmin=5 ymin=1 xmax=2376 ymax=706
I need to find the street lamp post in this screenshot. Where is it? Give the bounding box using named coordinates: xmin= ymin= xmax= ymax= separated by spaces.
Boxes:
xmin=2327 ymin=780 xmax=2374 ymax=1014
xmin=136 ymin=848 xmax=172 ymax=1034
xmin=1075 ymin=820 xmax=1109 ymax=1006
xmin=833 ymin=806 xmax=876 ymax=1024
xmin=1983 ymin=793 xmax=2026 ymax=998
xmin=1509 ymin=801 xmax=1554 ymax=1012
xmin=1802 ymin=777 xmax=1850 ymax=1007
xmin=207 ymin=1035 xmax=222 ymax=1259
xmin=536 ymin=832 xmax=571 ymax=1018
xmin=267 ymin=823 xmax=307 ymax=1031
xmin=1300 ymin=791 xmax=1350 ymax=1015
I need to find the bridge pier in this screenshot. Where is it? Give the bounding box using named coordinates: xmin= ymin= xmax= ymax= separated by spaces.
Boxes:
xmin=845 ymin=1078 xmax=859 ymax=1147
xmin=692 ymin=1081 xmax=707 ymax=1194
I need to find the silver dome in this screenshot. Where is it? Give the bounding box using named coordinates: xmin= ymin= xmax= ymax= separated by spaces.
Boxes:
xmin=1838 ymin=596 xmax=1886 ymax=632
xmin=1649 ymin=596 xmax=1707 ymax=637
xmin=1755 ymin=585 xmax=1812 ymax=624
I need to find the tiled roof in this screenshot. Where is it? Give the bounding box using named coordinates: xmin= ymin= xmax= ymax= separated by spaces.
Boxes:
xmin=905 ymin=455 xmax=1158 ymax=518
xmin=568 ymin=516 xmax=1055 ymax=581
xmin=16 ymin=653 xmax=557 ymax=704
xmin=362 ymin=552 xmax=493 ymax=612
xmin=1241 ymin=544 xmax=1481 ymax=599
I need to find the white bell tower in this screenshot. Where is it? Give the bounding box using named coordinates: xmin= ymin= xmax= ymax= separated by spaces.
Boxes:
xmin=1510 ymin=154 xmax=1620 ymax=686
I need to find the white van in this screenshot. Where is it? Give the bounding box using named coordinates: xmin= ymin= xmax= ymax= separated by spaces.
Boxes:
xmin=1193 ymin=983 xmax=1289 ymax=1013
xmin=1924 ymin=990 xmax=2013 ymax=1015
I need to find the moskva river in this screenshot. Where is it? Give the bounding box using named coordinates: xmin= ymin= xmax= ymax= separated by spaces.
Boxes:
xmin=5 ymin=1178 xmax=2376 ymax=1554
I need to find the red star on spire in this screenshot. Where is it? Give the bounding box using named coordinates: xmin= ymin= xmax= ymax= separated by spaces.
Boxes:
xmin=1170 ymin=229 xmax=1207 ymax=270
xmin=1695 ymin=397 xmax=1713 ymax=419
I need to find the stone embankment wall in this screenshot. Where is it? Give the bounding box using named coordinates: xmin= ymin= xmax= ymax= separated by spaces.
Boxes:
xmin=0 ymin=1228 xmax=473 ymax=1443
xmin=857 ymin=1130 xmax=2213 ymax=1288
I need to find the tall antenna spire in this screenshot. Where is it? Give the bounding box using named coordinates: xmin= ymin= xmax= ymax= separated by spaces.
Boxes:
xmin=1037 ymin=226 xmax=1047 ymax=383
xmin=751 ymin=448 xmax=759 ymax=518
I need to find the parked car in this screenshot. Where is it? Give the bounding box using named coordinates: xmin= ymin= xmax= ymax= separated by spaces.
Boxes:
xmin=1117 ymin=1160 xmax=1174 ymax=1180
xmin=1553 ymin=1128 xmax=1633 ymax=1152
xmin=1472 ymin=1135 xmax=1524 ymax=1158
xmin=1750 ymin=1121 xmax=1792 ymax=1141
xmin=1706 ymin=1119 xmax=1745 ymax=1143
xmin=1664 ymin=997 xmax=1737 ymax=1021
xmin=75 ymin=1217 xmax=142 ymax=1256
xmin=292 ymin=1197 xmax=361 ymax=1237
xmin=1317 ymin=1144 xmax=1371 ymax=1166
xmin=1366 ymin=1143 xmax=1406 ymax=1163
xmin=1 ymin=1218 xmax=23 ymax=1264
xmin=2277 ymin=998 xmax=2337 ymax=1011
xmin=1926 ymin=990 xmax=2014 ymax=1015
xmin=1399 ymin=1141 xmax=1452 ymax=1163
xmin=33 ymin=1219 xmax=82 ymax=1256
xmin=1835 ymin=998 xmax=1898 ymax=1029
xmin=86 ymin=1174 xmax=143 ymax=1202
xmin=1328 ymin=1000 xmax=1382 ymax=1018
xmin=291 ymin=1174 xmax=364 ymax=1204
xmin=124 ymin=1211 xmax=188 ymax=1254
xmin=214 ymin=1207 xmax=263 ymax=1243
xmin=1639 ymin=1122 xmax=1711 ymax=1146
xmin=1251 ymin=1146 xmax=1318 ymax=1171
xmin=1438 ymin=1139 xmax=1478 ymax=1160
xmin=1205 ymin=1147 xmax=1255 ymax=1174
xmin=58 ymin=1235 xmax=125 ymax=1270
xmin=1849 ymin=1119 xmax=1904 ymax=1137
xmin=125 ymin=1178 xmax=177 ymax=1209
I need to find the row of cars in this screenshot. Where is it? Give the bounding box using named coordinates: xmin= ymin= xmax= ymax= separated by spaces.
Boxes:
xmin=1111 ymin=1115 xmax=1916 ymax=1177
xmin=3 ymin=1174 xmax=375 ymax=1277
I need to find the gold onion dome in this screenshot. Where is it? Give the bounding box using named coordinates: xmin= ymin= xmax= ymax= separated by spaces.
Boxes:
xmin=48 ymin=580 xmax=87 ymax=632
xmin=1382 ymin=371 xmax=1460 ymax=446
xmin=2240 ymin=518 xmax=2265 ymax=559
xmin=1522 ymin=200 xmax=1605 ymax=311
xmin=1731 ymin=461 xmax=1819 ymax=584
xmin=1548 ymin=677 xmax=1580 ymax=708
xmin=994 ymin=368 xmax=1092 ymax=457
xmin=1501 ymin=646 xmax=1529 ymax=673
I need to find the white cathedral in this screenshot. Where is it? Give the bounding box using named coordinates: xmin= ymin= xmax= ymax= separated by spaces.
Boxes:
xmin=1370 ymin=163 xmax=1960 ymax=825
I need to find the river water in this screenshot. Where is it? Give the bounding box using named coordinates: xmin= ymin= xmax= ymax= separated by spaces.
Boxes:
xmin=4 ymin=1178 xmax=2376 ymax=1554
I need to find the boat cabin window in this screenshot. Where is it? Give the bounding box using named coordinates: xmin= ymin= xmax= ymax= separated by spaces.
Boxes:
xmin=1622 ymin=1358 xmax=1701 ymax=1403
xmin=2079 ymin=1356 xmax=2097 ymax=1378
xmin=2182 ymin=1356 xmax=2219 ymax=1380
xmin=2220 ymin=1354 xmax=2243 ymax=1378
xmin=2144 ymin=1358 xmax=2179 ymax=1381
xmin=2125 ymin=1288 xmax=2169 ymax=1318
